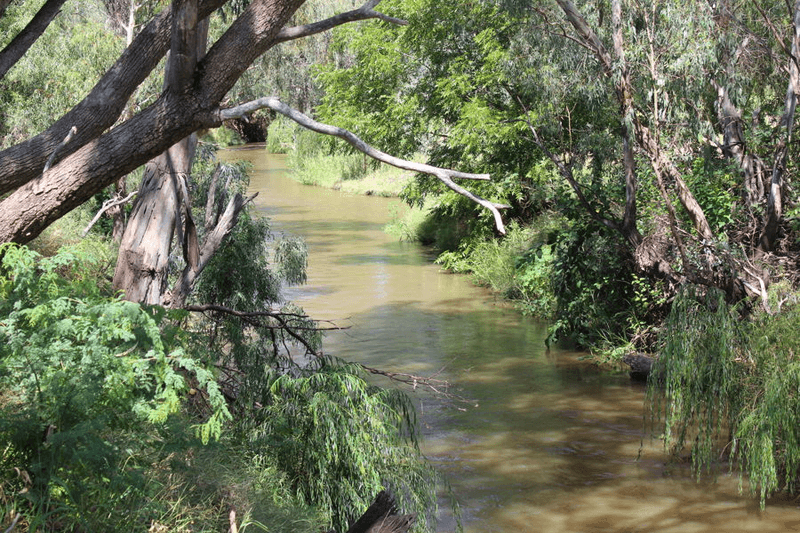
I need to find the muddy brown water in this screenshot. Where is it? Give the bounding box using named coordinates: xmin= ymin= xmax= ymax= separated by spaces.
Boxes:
xmin=223 ymin=147 xmax=800 ymax=532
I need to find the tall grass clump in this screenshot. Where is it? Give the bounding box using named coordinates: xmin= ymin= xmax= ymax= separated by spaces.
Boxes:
xmin=435 ymin=220 xmax=558 ymax=319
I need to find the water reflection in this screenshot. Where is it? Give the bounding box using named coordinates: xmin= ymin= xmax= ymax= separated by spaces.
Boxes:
xmin=221 ymin=149 xmax=800 ymax=533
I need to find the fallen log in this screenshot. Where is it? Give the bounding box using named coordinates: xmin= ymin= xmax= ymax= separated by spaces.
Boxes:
xmin=622 ymin=352 xmax=655 ymax=381
xmin=344 ymin=491 xmax=415 ymax=533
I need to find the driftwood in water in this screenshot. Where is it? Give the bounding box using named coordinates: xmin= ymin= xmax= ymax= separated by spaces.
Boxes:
xmin=343 ymin=491 xmax=415 ymax=533
xmin=622 ymin=352 xmax=655 ymax=381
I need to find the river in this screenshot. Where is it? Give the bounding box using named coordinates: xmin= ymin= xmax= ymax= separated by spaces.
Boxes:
xmin=224 ymin=147 xmax=800 ymax=533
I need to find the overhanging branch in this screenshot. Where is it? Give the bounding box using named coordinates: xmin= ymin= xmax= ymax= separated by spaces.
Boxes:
xmin=275 ymin=0 xmax=407 ymax=43
xmin=218 ymin=97 xmax=509 ymax=233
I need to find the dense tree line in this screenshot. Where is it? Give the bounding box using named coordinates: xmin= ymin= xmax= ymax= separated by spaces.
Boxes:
xmin=312 ymin=0 xmax=800 ymax=506
xmin=4 ymin=0 xmax=800 ymax=527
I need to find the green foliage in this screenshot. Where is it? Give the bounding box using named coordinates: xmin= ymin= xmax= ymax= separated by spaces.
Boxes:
xmin=0 ymin=243 xmax=230 ymax=530
xmin=187 ymin=154 xmax=440 ymax=530
xmin=649 ymin=286 xmax=800 ymax=507
xmin=246 ymin=359 xmax=439 ymax=533
xmin=733 ymin=300 xmax=800 ymax=505
xmin=685 ymin=158 xmax=739 ymax=232
xmin=547 ymin=225 xmax=636 ymax=348
xmin=266 ymin=115 xmax=302 ymax=153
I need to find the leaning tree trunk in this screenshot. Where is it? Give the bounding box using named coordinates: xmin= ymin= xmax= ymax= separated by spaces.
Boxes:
xmin=113 ymin=0 xmax=206 ymax=304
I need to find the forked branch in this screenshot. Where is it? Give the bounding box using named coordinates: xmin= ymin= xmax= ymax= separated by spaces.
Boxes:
xmin=218 ymin=97 xmax=509 ymax=233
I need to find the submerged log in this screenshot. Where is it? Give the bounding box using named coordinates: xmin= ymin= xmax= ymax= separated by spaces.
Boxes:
xmin=622 ymin=352 xmax=655 ymax=381
xmin=344 ymin=491 xmax=415 ymax=533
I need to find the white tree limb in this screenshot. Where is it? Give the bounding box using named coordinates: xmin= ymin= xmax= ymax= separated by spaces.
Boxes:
xmin=81 ymin=189 xmax=138 ymax=236
xmin=218 ymin=97 xmax=509 ymax=234
xmin=275 ymin=0 xmax=407 ymax=43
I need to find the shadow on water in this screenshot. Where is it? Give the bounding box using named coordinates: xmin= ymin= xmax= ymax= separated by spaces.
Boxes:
xmin=221 ymin=149 xmax=800 ymax=533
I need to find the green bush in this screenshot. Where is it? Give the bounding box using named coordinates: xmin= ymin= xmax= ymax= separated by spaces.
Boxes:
xmin=0 ymin=243 xmax=229 ymax=530
xmin=547 ymin=225 xmax=636 ymax=348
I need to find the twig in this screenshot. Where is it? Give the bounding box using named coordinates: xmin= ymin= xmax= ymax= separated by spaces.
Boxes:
xmin=217 ymin=97 xmax=509 ymax=234
xmin=82 ymin=190 xmax=138 ymax=236
xmin=4 ymin=514 xmax=20 ymax=533
xmin=185 ymin=303 xmax=310 ymax=320
xmin=43 ymin=125 xmax=77 ymax=172
xmin=359 ymin=362 xmax=477 ymax=407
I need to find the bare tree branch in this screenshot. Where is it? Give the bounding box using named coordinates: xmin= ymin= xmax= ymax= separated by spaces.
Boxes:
xmin=0 ymin=0 xmax=68 ymax=81
xmin=218 ymin=97 xmax=509 ymax=233
xmin=82 ymin=189 xmax=138 ymax=236
xmin=275 ymin=0 xmax=407 ymax=43
xmin=360 ymin=362 xmax=476 ymax=407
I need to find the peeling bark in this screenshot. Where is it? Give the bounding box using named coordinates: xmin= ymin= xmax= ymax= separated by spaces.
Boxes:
xmin=113 ymin=1 xmax=206 ymax=304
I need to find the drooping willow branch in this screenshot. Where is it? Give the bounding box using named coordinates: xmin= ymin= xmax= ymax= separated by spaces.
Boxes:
xmin=216 ymin=97 xmax=510 ymax=234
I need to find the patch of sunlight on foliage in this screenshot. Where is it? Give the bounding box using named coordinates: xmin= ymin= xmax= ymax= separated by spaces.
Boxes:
xmin=385 ymin=203 xmax=432 ymax=242
xmin=266 ymin=115 xmax=301 ymax=153
xmin=435 ymin=220 xmax=559 ymax=319
xmin=27 ymin=204 xmax=112 ymax=258
xmin=202 ymin=124 xmax=244 ymax=148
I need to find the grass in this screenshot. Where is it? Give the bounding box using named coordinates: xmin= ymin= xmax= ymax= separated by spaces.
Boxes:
xmin=290 ymin=151 xmax=416 ymax=197
xmin=268 ymin=115 xmax=417 ymax=198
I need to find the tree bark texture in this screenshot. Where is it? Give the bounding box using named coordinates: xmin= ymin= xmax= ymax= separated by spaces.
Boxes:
xmin=113 ymin=154 xmax=182 ymax=304
xmin=0 ymin=0 xmax=307 ymax=245
xmin=112 ymin=0 xmax=205 ymax=304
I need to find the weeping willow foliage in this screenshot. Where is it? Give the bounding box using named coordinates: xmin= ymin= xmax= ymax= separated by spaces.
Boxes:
xmin=733 ymin=301 xmax=800 ymax=505
xmin=649 ymin=286 xmax=800 ymax=507
xmin=246 ymin=359 xmax=440 ymax=533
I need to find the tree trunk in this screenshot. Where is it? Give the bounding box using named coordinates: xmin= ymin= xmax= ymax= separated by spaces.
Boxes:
xmin=113 ymin=154 xmax=181 ymax=304
xmin=760 ymin=0 xmax=800 ymax=252
xmin=113 ymin=0 xmax=205 ymax=304
xmin=612 ymin=0 xmax=640 ymax=247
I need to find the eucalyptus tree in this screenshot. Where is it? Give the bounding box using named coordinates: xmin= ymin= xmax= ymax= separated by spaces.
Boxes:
xmin=0 ymin=0 xmax=506 ymax=307
xmin=319 ymin=0 xmax=799 ymax=306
